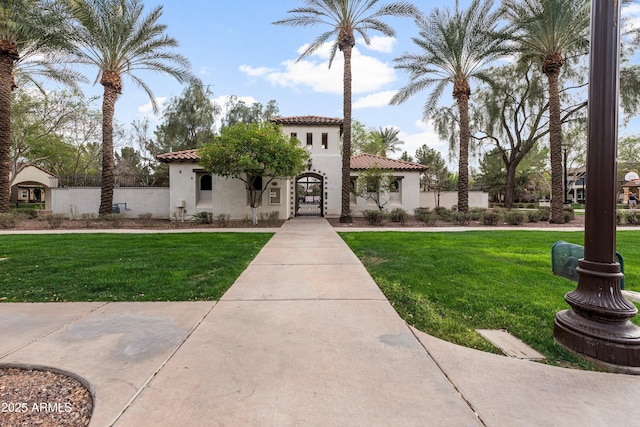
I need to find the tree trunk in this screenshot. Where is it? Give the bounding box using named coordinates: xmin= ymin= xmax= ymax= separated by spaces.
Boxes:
xmin=504 ymin=161 xmax=517 ymax=209
xmin=0 ymin=51 xmax=16 ymax=213
xmin=547 ymin=70 xmax=564 ymax=223
xmin=456 ymin=94 xmax=470 ymax=213
xmin=340 ymin=44 xmax=353 ymax=223
xmin=99 ymin=84 xmax=118 ymax=215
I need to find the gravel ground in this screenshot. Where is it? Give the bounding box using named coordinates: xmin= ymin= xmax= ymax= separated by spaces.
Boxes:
xmin=0 ymin=368 xmax=92 ymax=427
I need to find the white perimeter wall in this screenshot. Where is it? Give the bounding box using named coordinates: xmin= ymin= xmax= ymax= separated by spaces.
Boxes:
xmin=420 ymin=191 xmax=489 ymax=210
xmin=50 ymin=188 xmax=170 ymax=218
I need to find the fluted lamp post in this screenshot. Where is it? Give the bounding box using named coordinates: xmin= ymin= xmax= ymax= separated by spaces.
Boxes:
xmin=553 ymin=0 xmax=640 ymax=370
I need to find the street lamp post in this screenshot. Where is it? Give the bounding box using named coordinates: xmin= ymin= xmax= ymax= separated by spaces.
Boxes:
xmin=553 ymin=0 xmax=640 ymax=370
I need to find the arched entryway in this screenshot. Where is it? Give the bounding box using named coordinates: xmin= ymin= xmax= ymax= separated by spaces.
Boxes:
xmin=296 ymin=173 xmax=323 ymax=216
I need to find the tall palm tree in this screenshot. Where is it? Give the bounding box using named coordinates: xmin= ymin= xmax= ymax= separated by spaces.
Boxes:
xmin=390 ymin=0 xmax=507 ymax=213
xmin=67 ymin=0 xmax=192 ymax=215
xmin=274 ymin=0 xmax=420 ymax=223
xmin=0 ymin=0 xmax=80 ymax=213
xmin=371 ymin=126 xmax=403 ymax=156
xmin=503 ymin=0 xmax=589 ymax=223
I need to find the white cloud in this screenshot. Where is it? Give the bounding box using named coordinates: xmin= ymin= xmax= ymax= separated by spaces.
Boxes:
xmin=353 ymin=91 xmax=396 ymax=109
xmin=394 ymin=119 xmax=453 ymax=166
xmin=238 ymin=65 xmax=273 ymax=77
xmin=137 ymin=97 xmax=167 ymax=115
xmin=360 ymin=36 xmax=396 ymax=53
xmin=198 ymin=66 xmax=215 ymax=76
xmin=241 ymin=44 xmax=396 ymax=95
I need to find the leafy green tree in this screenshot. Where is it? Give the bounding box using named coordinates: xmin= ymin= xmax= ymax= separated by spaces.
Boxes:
xmin=353 ymin=165 xmax=395 ymax=211
xmin=415 ymin=144 xmax=452 ymax=206
xmin=0 ymin=0 xmax=82 ymax=212
xmin=10 ymin=88 xmax=101 ymax=178
xmin=68 ymin=0 xmax=193 ymax=215
xmin=470 ymin=64 xmax=585 ymax=208
xmin=391 ymin=0 xmax=507 ymax=213
xmin=221 ymin=96 xmax=279 ymax=128
xmin=503 ymin=0 xmax=590 ymax=222
xmin=399 ymin=151 xmax=413 ymax=162
xmin=153 ymin=81 xmax=219 ymax=153
xmin=274 ymin=0 xmax=420 ymax=223
xmin=198 ymin=123 xmax=310 ymax=224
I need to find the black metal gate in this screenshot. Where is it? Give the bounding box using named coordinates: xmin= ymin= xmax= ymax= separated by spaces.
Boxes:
xmin=296 ymin=174 xmax=323 ymax=216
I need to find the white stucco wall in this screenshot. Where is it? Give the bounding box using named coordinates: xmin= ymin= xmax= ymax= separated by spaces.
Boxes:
xmin=420 ymin=191 xmax=489 ymax=210
xmin=168 ymin=162 xmax=291 ymax=221
xmin=350 ymin=170 xmax=423 ymax=215
xmin=281 ymin=123 xmax=342 ymax=217
xmin=50 ymin=188 xmax=170 ymax=218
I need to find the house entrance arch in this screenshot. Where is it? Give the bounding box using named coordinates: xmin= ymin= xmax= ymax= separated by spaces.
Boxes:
xmin=295 ymin=173 xmax=323 ymax=216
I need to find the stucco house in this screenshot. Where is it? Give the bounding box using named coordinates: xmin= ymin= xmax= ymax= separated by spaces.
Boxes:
xmin=10 ymin=164 xmax=56 ymax=208
xmin=157 ymin=115 xmax=428 ymax=220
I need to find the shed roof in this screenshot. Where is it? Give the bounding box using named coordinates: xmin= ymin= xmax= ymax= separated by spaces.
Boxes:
xmin=350 ymin=153 xmax=428 ymax=171
xmin=157 ymin=149 xmax=200 ymax=163
xmin=269 ymin=116 xmax=343 ymax=126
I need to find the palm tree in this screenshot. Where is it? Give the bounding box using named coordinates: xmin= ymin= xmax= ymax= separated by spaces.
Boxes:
xmin=67 ymin=0 xmax=192 ymax=215
xmin=371 ymin=126 xmax=403 ymax=156
xmin=274 ymin=0 xmax=420 ymax=223
xmin=0 ymin=0 xmax=81 ymax=213
xmin=390 ymin=0 xmax=507 ymax=213
xmin=503 ymin=0 xmax=589 ymax=223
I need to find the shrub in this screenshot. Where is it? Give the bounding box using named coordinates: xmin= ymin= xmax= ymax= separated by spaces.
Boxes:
xmin=415 ymin=211 xmax=437 ymax=226
xmin=617 ymin=210 xmax=626 ymax=225
xmin=469 ymin=208 xmax=485 ymax=221
xmin=452 ymin=212 xmax=470 ymax=226
xmin=537 ymin=207 xmax=551 ymax=222
xmin=504 ymin=211 xmax=524 ymax=225
xmin=362 ymin=210 xmax=386 ymax=226
xmin=0 ymin=212 xmax=21 ymax=229
xmin=80 ymin=213 xmax=97 ymax=228
xmin=414 ymin=207 xmax=430 ymax=217
xmin=259 ymin=211 xmax=280 ymax=226
xmin=563 ymin=207 xmax=575 ymax=223
xmin=389 ymin=208 xmax=408 ymax=225
xmin=193 ymin=212 xmax=214 ymax=224
xmin=101 ymin=213 xmax=124 ymax=228
xmin=216 ymin=213 xmax=231 ymax=227
xmin=526 ymin=210 xmax=542 ymax=223
xmin=46 ymin=213 xmax=66 ymax=229
xmin=138 ymin=212 xmax=153 ymax=226
xmin=482 ymin=210 xmax=500 ymax=226
xmin=434 ymin=206 xmax=453 ymax=222
xmin=626 ymin=211 xmax=640 ymax=225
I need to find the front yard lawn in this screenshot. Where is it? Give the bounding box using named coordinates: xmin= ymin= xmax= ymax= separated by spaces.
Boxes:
xmin=340 ymin=230 xmax=640 ymax=369
xmin=0 ymin=233 xmax=272 ymax=302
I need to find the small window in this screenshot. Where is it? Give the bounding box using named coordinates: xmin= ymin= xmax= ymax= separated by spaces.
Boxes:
xmin=390 ymin=178 xmax=400 ymax=193
xmin=322 ymin=133 xmax=328 ymax=149
xmin=269 ymin=187 xmax=281 ymax=205
xmin=291 ymin=132 xmax=298 ymax=141
xmin=200 ymin=174 xmax=212 ymax=191
xmin=21 ymin=190 xmax=29 ymax=199
xmin=250 ymin=175 xmax=263 ymax=190
xmin=306 ymin=133 xmax=313 ymax=146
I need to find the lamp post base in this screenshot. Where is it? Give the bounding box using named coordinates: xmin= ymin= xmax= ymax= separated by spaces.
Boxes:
xmin=554 ymin=309 xmax=640 ymax=368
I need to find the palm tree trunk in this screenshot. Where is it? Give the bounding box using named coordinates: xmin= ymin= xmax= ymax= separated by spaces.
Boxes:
xmin=457 ymin=94 xmax=470 ymax=213
xmin=0 ymin=53 xmax=13 ymax=213
xmin=547 ymin=70 xmax=564 ymax=223
xmin=340 ymin=44 xmax=353 ymax=223
xmin=99 ymin=84 xmax=118 ymax=215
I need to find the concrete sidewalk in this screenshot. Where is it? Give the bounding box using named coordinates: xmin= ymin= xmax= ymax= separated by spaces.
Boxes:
xmin=1 ymin=217 xmax=640 ymax=426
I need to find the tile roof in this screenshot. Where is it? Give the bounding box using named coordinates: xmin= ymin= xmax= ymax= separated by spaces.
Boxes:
xmin=350 ymin=153 xmax=428 ymax=171
xmin=157 ymin=150 xmax=427 ymax=172
xmin=157 ymin=149 xmax=199 ymax=163
xmin=270 ymin=116 xmax=343 ymax=126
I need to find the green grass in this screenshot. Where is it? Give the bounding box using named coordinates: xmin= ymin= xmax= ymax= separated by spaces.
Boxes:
xmin=0 ymin=233 xmax=272 ymax=302
xmin=340 ymin=230 xmax=640 ymax=369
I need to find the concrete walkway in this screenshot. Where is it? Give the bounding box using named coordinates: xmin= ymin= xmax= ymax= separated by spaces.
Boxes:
xmin=1 ymin=217 xmax=640 ymax=426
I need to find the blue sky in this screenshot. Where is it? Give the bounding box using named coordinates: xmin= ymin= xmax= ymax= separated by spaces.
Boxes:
xmin=73 ymin=0 xmax=640 ymax=165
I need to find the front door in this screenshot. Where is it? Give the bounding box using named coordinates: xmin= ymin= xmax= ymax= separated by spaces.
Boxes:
xmin=296 ymin=174 xmax=323 ymax=216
